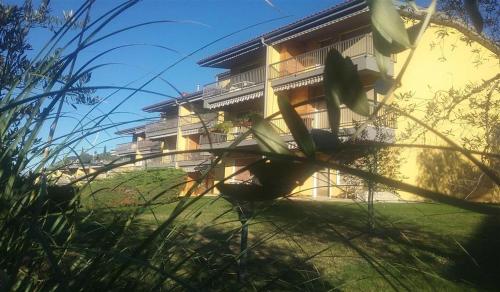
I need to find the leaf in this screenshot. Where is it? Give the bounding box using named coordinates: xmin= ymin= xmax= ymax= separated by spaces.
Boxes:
xmin=277 ymin=95 xmax=316 ymax=157
xmin=369 ymin=0 xmax=411 ymax=48
xmin=324 ymin=49 xmax=370 ymax=121
xmin=310 ymin=129 xmax=340 ymax=151
xmin=250 ymin=116 xmax=292 ymax=155
xmin=372 ymin=21 xmax=423 ymax=77
xmin=373 ymin=21 xmax=422 ymax=55
xmin=218 ymin=159 xmax=318 ymax=202
xmin=464 ymin=0 xmax=484 ymax=33
xmin=250 ymin=159 xmax=316 ymax=188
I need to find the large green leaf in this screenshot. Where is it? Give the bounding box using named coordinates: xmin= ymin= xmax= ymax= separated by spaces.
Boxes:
xmin=464 ymin=0 xmax=484 ymax=33
xmin=250 ymin=115 xmax=291 ymax=155
xmin=324 ymin=49 xmax=370 ymax=125
xmin=368 ymin=0 xmax=411 ymax=48
xmin=372 ymin=21 xmax=423 ymax=77
xmin=374 ymin=22 xmax=423 ymax=56
xmin=277 ymin=95 xmax=316 ymax=157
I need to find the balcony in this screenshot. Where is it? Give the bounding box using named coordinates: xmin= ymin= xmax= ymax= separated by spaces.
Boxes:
xmin=272 ymin=106 xmax=396 ymax=133
xmin=145 ymin=118 xmax=178 ymax=139
xmin=143 ymin=154 xmax=175 ymax=168
xmin=115 ymin=142 xmax=137 ymax=156
xmin=137 ymin=140 xmax=162 ymax=154
xmin=198 ymin=104 xmax=396 ymax=149
xmin=202 ymin=66 xmax=266 ymax=109
xmin=199 ymin=126 xmax=253 ymax=148
xmin=179 ymin=112 xmax=220 ymax=134
xmin=269 ymin=34 xmax=395 ymax=92
xmin=176 ymin=152 xmax=212 ymax=172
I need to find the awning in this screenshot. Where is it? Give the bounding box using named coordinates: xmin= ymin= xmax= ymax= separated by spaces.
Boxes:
xmin=207 ymin=90 xmax=264 ymax=109
xmin=273 ymin=75 xmax=323 ymax=92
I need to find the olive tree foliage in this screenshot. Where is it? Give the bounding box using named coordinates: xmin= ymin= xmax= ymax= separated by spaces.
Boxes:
xmin=438 ymin=0 xmax=499 ymax=43
xmin=0 ymin=1 xmax=98 ymax=177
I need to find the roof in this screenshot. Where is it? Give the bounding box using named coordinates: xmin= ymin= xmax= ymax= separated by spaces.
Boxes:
xmin=115 ymin=125 xmax=145 ymax=136
xmin=197 ymin=0 xmax=368 ymax=68
xmin=142 ymin=90 xmax=203 ymax=113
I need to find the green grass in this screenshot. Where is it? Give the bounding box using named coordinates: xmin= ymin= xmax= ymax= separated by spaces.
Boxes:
xmin=80 ymin=168 xmax=185 ymax=208
xmin=80 ymin=171 xmax=500 ymax=290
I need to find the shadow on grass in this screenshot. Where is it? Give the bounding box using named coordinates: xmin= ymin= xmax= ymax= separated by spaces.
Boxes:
xmin=72 ymin=199 xmax=500 ymax=290
xmin=256 ymin=200 xmax=500 ymax=290
xmin=449 ymin=215 xmax=500 ymax=290
xmin=72 ymin=206 xmax=336 ymax=291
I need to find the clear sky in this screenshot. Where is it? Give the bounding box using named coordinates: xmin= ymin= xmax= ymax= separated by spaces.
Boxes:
xmin=7 ymin=0 xmax=343 ymax=156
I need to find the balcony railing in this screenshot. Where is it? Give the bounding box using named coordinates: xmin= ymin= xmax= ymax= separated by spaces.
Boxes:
xmin=270 ymin=105 xmax=397 ymax=136
xmin=137 ymin=140 xmax=162 ymax=152
xmin=179 ymin=112 xmax=219 ymax=126
xmin=199 ymin=126 xmax=252 ymax=145
xmin=145 ymin=118 xmax=178 ymax=138
xmin=202 ymin=66 xmax=265 ymax=98
xmin=115 ymin=142 xmax=137 ymax=155
xmin=179 ymin=112 xmax=220 ymax=127
xmin=269 ymin=34 xmax=395 ymax=80
xmin=144 ymin=154 xmax=175 ymax=168
xmin=176 ymin=152 xmax=211 ymax=162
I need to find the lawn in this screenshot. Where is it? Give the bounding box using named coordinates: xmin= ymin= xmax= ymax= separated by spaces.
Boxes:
xmin=80 ymin=170 xmax=500 ymax=291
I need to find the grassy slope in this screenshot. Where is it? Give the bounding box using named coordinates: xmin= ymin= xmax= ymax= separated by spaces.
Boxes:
xmin=81 ymin=171 xmax=500 ymax=291
xmin=80 ymin=168 xmax=185 ymax=208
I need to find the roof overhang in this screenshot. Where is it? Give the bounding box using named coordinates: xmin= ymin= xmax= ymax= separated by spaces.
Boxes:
xmin=115 ymin=125 xmax=145 ymax=136
xmin=142 ymin=91 xmax=203 ymax=113
xmin=197 ymin=0 xmax=368 ymax=68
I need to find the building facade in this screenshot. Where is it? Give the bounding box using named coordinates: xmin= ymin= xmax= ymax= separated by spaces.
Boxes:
xmin=114 ymin=0 xmax=499 ymax=201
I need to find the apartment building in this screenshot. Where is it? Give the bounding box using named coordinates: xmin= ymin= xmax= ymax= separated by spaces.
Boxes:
xmin=115 ymin=0 xmax=498 ymax=200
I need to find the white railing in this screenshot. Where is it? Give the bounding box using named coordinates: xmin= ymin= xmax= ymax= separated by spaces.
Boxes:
xmin=202 ymin=66 xmax=265 ymax=98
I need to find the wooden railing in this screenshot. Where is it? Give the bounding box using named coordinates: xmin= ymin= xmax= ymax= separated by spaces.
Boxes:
xmin=115 ymin=142 xmax=137 ymax=155
xmin=137 ymin=140 xmax=162 ymax=151
xmin=270 ymin=105 xmax=397 ymax=136
xmin=199 ymin=126 xmax=253 ymax=145
xmin=144 ymin=154 xmax=175 ymax=168
xmin=202 ymin=66 xmax=265 ymax=98
xmin=269 ymin=34 xmax=396 ymax=79
xmin=176 ymin=152 xmax=211 ymax=162
xmin=179 ymin=112 xmax=219 ymax=127
xmin=145 ymin=118 xmax=178 ymax=138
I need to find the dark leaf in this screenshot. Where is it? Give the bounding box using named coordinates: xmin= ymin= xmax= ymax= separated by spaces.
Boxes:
xmin=218 ymin=159 xmax=318 ymax=202
xmin=277 ymin=94 xmax=316 ymax=157
xmin=324 ymin=49 xmax=370 ymax=120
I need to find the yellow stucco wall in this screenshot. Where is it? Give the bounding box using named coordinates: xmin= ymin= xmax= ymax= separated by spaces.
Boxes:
xmin=394 ymin=23 xmax=499 ymax=200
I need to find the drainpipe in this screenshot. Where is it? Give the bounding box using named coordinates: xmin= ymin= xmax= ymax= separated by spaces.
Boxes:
xmin=261 ymin=37 xmax=270 ymax=117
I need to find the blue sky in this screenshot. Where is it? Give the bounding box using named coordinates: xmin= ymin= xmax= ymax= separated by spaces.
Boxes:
xmin=7 ymin=0 xmax=343 ymax=156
